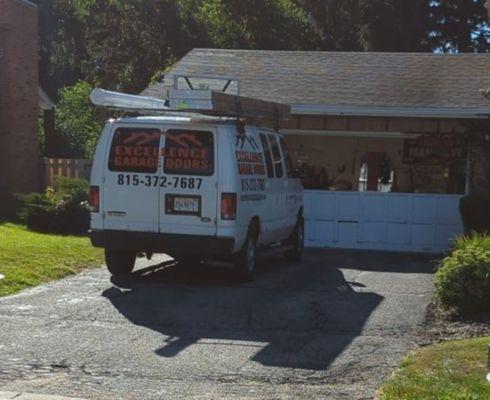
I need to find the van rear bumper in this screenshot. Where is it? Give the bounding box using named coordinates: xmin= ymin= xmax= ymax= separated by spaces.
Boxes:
xmin=89 ymin=229 xmax=235 ymax=256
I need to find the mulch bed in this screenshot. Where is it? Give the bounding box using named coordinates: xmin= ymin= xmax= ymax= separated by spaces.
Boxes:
xmin=418 ymin=302 xmax=490 ymax=346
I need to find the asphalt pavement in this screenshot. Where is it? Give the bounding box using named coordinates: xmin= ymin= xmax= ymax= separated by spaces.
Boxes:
xmin=0 ymin=249 xmax=435 ymax=399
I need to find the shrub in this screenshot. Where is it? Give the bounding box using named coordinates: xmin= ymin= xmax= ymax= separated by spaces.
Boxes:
xmin=0 ymin=190 xmax=23 ymax=222
xmin=459 ymin=195 xmax=490 ymax=234
xmin=18 ymin=177 xmax=90 ymax=235
xmin=435 ymin=234 xmax=490 ymax=314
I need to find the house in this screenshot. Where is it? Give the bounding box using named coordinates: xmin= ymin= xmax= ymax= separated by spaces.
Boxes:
xmin=145 ymin=49 xmax=490 ymax=253
xmin=0 ymin=0 xmax=54 ymax=194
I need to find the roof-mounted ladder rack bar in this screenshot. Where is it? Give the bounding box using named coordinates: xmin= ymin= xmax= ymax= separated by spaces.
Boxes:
xmin=90 ymin=84 xmax=291 ymax=130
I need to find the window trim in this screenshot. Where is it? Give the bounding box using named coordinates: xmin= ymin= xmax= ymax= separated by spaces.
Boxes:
xmin=268 ymin=134 xmax=284 ymax=179
xmin=259 ymin=133 xmax=275 ymax=178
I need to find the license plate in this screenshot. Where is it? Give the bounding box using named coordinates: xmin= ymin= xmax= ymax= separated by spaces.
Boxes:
xmin=166 ymin=195 xmax=201 ymax=216
xmin=174 ymin=197 xmax=199 ymax=213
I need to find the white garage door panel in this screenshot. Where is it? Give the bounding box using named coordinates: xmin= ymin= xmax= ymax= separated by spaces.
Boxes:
xmin=388 ymin=196 xmax=412 ymax=222
xmin=311 ymin=221 xmax=335 ymax=243
xmin=361 ymin=195 xmax=388 ymax=221
xmin=337 ymin=222 xmax=359 ymax=243
xmin=336 ymin=194 xmax=360 ymax=219
xmin=436 ymin=225 xmax=461 ymax=247
xmin=360 ymin=222 xmax=386 ymax=243
xmin=304 ymin=191 xmax=463 ymax=253
xmin=411 ymin=224 xmax=436 ymax=246
xmin=303 ymin=192 xmax=313 ymax=219
xmin=312 ymin=193 xmax=336 ymax=219
xmin=412 ymin=196 xmax=436 ymax=223
xmin=387 ymin=223 xmax=410 ymax=245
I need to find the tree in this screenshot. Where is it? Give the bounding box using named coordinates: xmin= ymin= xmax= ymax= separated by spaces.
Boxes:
xmin=181 ymin=0 xmax=319 ymax=50
xmin=296 ymin=0 xmax=430 ymax=51
xmin=55 ymin=81 xmax=106 ymax=158
xmin=430 ymin=0 xmax=490 ymax=52
xmin=51 ymin=0 xmax=193 ymax=93
xmin=357 ymin=0 xmax=431 ymax=51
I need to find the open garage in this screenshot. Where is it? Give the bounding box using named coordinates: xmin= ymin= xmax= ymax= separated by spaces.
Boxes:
xmin=144 ymin=49 xmax=490 ymax=253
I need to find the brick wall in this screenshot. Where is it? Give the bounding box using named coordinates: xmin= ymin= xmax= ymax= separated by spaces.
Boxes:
xmin=0 ymin=0 xmax=40 ymax=193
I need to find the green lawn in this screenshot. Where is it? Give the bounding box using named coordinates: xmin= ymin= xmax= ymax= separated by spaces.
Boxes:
xmin=0 ymin=223 xmax=103 ymax=296
xmin=380 ymin=337 xmax=490 ymax=400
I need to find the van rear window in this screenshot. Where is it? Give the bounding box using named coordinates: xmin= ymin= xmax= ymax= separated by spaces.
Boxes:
xmin=163 ymin=130 xmax=214 ymax=176
xmin=108 ymin=127 xmax=161 ymax=173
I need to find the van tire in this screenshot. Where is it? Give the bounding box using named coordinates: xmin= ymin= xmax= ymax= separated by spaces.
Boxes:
xmin=105 ymin=249 xmax=136 ymax=276
xmin=234 ymin=233 xmax=258 ymax=282
xmin=284 ymin=217 xmax=304 ymax=262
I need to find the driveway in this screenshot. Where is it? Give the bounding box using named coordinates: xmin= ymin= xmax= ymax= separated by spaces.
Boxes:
xmin=0 ymin=250 xmax=434 ymax=400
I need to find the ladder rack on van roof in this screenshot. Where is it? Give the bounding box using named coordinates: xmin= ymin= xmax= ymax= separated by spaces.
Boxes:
xmin=90 ymin=76 xmax=291 ymax=130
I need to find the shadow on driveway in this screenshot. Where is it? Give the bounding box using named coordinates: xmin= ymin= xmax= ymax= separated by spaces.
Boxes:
xmin=101 ymin=250 xmax=404 ymax=371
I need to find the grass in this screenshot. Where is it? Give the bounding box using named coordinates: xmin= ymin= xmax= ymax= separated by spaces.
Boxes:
xmin=0 ymin=223 xmax=103 ymax=296
xmin=380 ymin=337 xmax=490 ymax=400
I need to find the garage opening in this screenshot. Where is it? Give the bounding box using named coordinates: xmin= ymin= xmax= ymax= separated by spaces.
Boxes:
xmin=285 ymin=132 xmax=466 ymax=253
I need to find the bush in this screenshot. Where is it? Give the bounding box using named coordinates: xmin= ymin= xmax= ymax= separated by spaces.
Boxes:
xmin=435 ymin=234 xmax=490 ymax=314
xmin=0 ymin=190 xmax=23 ymax=222
xmin=459 ymin=195 xmax=490 ymax=234
xmin=18 ymin=177 xmax=90 ymax=235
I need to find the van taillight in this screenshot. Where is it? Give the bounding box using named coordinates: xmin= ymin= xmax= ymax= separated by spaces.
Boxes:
xmin=221 ymin=193 xmax=237 ymax=220
xmin=89 ymin=186 xmax=100 ymax=212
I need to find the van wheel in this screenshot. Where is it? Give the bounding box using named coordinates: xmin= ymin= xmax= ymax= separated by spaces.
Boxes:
xmin=234 ymin=233 xmax=257 ymax=282
xmin=105 ymin=249 xmax=136 ymax=276
xmin=284 ymin=217 xmax=304 ymax=262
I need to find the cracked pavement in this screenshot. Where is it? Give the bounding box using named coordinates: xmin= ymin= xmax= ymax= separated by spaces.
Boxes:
xmin=0 ymin=249 xmax=435 ymax=399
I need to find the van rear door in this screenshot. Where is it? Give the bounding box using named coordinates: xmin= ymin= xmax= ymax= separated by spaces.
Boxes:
xmin=159 ymin=128 xmax=217 ymax=236
xmin=103 ymin=125 xmax=162 ymax=232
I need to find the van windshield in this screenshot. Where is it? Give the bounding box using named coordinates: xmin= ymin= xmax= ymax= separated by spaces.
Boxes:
xmin=163 ymin=130 xmax=214 ymax=176
xmin=108 ymin=127 xmax=161 ymax=173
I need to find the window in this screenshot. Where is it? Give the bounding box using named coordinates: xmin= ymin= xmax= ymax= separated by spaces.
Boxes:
xmin=268 ymin=134 xmax=284 ymax=178
xmin=108 ymin=127 xmax=161 ymax=173
xmin=163 ymin=130 xmax=214 ymax=176
xmin=259 ymin=133 xmax=274 ymax=178
xmin=279 ymin=137 xmax=294 ymax=178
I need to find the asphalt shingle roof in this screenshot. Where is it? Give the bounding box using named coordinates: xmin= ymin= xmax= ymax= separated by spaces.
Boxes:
xmin=143 ymin=49 xmax=490 ymax=114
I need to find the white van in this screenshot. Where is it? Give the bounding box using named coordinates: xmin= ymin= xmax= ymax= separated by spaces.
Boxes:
xmin=89 ymin=115 xmax=304 ymax=281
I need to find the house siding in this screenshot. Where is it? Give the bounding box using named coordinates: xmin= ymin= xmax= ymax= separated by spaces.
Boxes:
xmin=0 ymin=0 xmax=40 ymax=193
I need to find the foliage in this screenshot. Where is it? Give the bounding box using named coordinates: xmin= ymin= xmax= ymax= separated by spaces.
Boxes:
xmin=55 ymin=81 xmax=105 ymax=158
xmin=0 ymin=191 xmax=23 ymax=223
xmin=0 ymin=223 xmax=103 ymax=297
xmin=296 ymin=0 xmax=432 ymax=51
xmin=31 ymin=0 xmax=489 ymax=157
xmin=430 ymin=0 xmax=490 ymax=52
xmin=380 ymin=336 xmax=490 ymax=400
xmin=434 ymin=234 xmax=490 ymax=313
xmin=51 ymin=0 xmax=198 ymax=93
xmin=37 ymin=1 xmax=490 ymax=97
xmin=18 ymin=177 xmax=91 ymax=235
xmin=460 ymin=195 xmax=490 ymax=233
xmin=182 ymin=0 xmax=319 ymax=50
xmin=49 ymin=0 xmax=319 ymax=93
